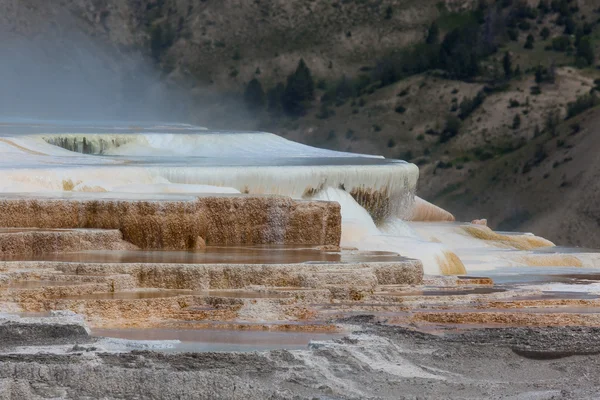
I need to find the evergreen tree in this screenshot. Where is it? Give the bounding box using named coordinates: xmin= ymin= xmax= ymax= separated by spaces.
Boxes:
xmin=512 ymin=113 xmax=521 ymax=129
xmin=576 ymin=36 xmax=595 ymax=67
xmin=282 ymin=59 xmax=315 ymax=116
xmin=426 ymin=22 xmax=439 ymax=45
xmin=150 ymin=23 xmax=175 ymax=60
xmin=503 ymin=51 xmax=512 ymax=78
xmin=524 ymin=34 xmax=534 ymax=49
xmin=243 ymin=78 xmax=265 ymax=111
xmin=150 ymin=25 xmax=164 ymax=60
xmin=267 ymin=83 xmax=285 ymax=115
xmin=540 ymin=27 xmax=550 ymax=40
xmin=385 ymin=6 xmax=393 ymax=20
xmin=439 ymin=25 xmax=482 ymax=79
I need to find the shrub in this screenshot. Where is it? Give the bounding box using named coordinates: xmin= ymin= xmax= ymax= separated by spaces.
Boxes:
xmin=552 ymin=35 xmax=571 ymax=52
xmin=570 ymin=123 xmax=581 ymax=135
xmin=321 ymin=76 xmax=356 ymax=106
xmin=535 ymin=65 xmax=555 ymax=84
xmin=458 ymin=91 xmax=485 ymax=120
xmin=439 ymin=115 xmax=461 ymax=143
xmin=474 ymin=148 xmax=493 ymax=161
xmin=395 ymin=105 xmax=407 ymax=113
xmin=566 ymin=92 xmax=599 ymax=119
xmin=540 ymin=27 xmax=550 ymax=40
xmin=439 ymin=24 xmax=484 ymax=79
xmin=545 ymin=110 xmax=560 ymax=136
xmin=397 ymin=88 xmax=410 ymax=97
xmin=316 ymin=103 xmax=334 ymax=119
xmin=519 ymin=21 xmax=532 ymax=31
xmin=512 ymin=113 xmax=521 ymax=129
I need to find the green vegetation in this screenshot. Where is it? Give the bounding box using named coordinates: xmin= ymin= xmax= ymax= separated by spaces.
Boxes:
xmin=503 ymin=51 xmax=512 ymax=78
xmin=535 ymin=64 xmax=555 ymax=84
xmin=395 ymin=105 xmax=406 ymax=114
xmin=566 ymin=92 xmax=599 ymax=120
xmin=458 ymin=91 xmax=485 ymax=120
xmin=512 ymin=113 xmax=521 ymax=129
xmin=150 ymin=23 xmax=175 ymax=60
xmin=524 ymin=34 xmax=534 ymax=50
xmin=281 ymin=59 xmax=315 ymax=116
xmin=439 ymin=115 xmax=461 ymax=143
xmin=575 ymin=36 xmax=595 ymax=67
xmin=551 ymin=36 xmax=571 ymax=52
xmin=426 ymin=22 xmax=439 ymax=45
xmin=540 ymin=27 xmax=550 ymax=40
xmin=545 ymin=110 xmax=561 ymax=136
xmin=243 ymin=78 xmax=265 ymax=111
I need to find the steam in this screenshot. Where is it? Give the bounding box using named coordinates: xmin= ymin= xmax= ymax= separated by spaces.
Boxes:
xmin=0 ymin=30 xmax=186 ymax=121
xmin=0 ymin=4 xmax=250 ymax=126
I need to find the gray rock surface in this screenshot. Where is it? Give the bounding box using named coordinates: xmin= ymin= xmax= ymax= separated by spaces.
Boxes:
xmin=1 ymin=314 xmax=600 ymax=399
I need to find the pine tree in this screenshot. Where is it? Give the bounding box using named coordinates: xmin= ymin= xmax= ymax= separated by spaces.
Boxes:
xmin=282 ymin=59 xmax=315 ymax=116
xmin=524 ymin=34 xmax=534 ymax=49
xmin=267 ymin=83 xmax=285 ymax=115
xmin=426 ymin=22 xmax=439 ymax=45
xmin=576 ymin=36 xmax=595 ymax=67
xmin=540 ymin=27 xmax=550 ymax=40
xmin=243 ymin=78 xmax=265 ymax=111
xmin=503 ymin=51 xmax=512 ymax=78
xmin=512 ymin=113 xmax=521 ymax=130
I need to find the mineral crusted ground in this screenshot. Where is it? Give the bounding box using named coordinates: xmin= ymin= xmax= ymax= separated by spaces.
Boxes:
xmin=1 ymin=314 xmax=600 ymax=399
xmin=1 ymin=196 xmax=600 ymax=399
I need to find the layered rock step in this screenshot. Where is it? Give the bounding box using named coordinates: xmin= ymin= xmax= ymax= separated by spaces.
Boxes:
xmin=0 ymin=256 xmax=423 ymax=328
xmin=0 ymin=196 xmax=341 ymax=249
xmin=0 ymin=228 xmax=135 ymax=256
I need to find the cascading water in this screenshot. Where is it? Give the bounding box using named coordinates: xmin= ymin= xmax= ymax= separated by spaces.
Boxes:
xmin=310 ymin=187 xmax=463 ymax=274
xmin=0 ymin=127 xmax=419 ymax=222
xmin=0 ymin=120 xmax=570 ymax=275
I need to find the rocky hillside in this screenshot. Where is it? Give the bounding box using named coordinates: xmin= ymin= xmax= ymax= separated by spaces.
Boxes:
xmin=3 ymin=0 xmax=600 ymax=246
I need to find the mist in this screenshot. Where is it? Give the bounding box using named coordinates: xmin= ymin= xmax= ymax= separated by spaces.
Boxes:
xmin=0 ymin=31 xmax=193 ymax=123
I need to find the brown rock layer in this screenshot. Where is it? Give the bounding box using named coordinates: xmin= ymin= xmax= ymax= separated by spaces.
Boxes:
xmin=0 ymin=196 xmax=342 ymax=249
xmin=0 ymin=229 xmax=136 ymax=256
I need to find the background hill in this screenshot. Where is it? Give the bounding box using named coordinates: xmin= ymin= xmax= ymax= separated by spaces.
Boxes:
xmin=3 ymin=0 xmax=600 ymax=247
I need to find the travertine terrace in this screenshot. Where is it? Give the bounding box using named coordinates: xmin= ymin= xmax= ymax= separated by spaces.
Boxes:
xmin=0 ymin=196 xmax=341 ymax=249
xmin=3 ymin=121 xmax=600 ymax=399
